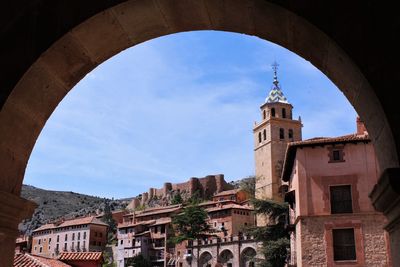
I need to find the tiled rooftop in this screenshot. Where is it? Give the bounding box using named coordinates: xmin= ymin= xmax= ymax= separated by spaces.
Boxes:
xmin=213 ymin=189 xmax=240 ymax=197
xmin=287 ymin=133 xmax=370 ymax=147
xmin=33 ymin=216 xmax=108 ymax=233
xmin=206 ymin=204 xmax=253 ymax=213
xmin=135 ymin=206 xmax=182 ymax=217
xmin=58 ymin=252 xmax=103 ymax=262
xmin=14 ymin=253 xmax=71 ymax=267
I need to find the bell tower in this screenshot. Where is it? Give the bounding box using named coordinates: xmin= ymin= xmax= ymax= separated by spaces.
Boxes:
xmin=254 ymin=62 xmax=302 ymax=202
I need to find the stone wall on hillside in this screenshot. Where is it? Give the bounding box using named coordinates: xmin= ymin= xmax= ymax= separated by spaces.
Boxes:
xmin=127 ymin=174 xmax=233 ymax=209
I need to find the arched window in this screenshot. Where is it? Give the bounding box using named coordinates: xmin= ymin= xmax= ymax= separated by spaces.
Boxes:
xmin=282 ymin=108 xmax=286 ymax=118
xmin=263 ymin=129 xmax=266 ymax=140
xmin=263 ymin=110 xmax=266 ymax=119
xmin=258 ymin=132 xmax=262 ymax=143
xmin=279 ymin=128 xmax=285 ymax=139
xmin=288 ymin=129 xmax=293 ymax=140
xmin=271 ymin=108 xmax=276 ymax=117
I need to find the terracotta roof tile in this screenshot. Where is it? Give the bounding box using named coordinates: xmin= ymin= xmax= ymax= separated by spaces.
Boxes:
xmin=206 ymin=204 xmax=253 ymax=213
xmin=33 ymin=223 xmax=55 ymax=232
xmin=14 ymin=253 xmax=71 ymax=267
xmin=58 ymin=252 xmax=103 ymax=262
xmin=213 ymin=189 xmax=240 ymax=197
xmin=135 ymin=206 xmax=181 ymax=217
xmin=287 ymin=134 xmax=369 ymax=147
xmin=33 ymin=216 xmax=108 ymax=233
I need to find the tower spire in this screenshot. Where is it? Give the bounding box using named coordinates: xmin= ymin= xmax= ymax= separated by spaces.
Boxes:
xmin=265 ymin=61 xmax=289 ymax=104
xmin=272 ymin=61 xmax=280 ymax=89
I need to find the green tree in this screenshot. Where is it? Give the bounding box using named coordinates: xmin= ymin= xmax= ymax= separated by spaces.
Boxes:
xmin=186 ymin=190 xmax=202 ymax=205
xmin=239 ymin=176 xmax=256 ymax=197
xmin=125 ymin=254 xmax=151 ymax=267
xmin=171 ymin=192 xmax=183 ymax=205
xmin=245 ymin=198 xmax=289 ymax=267
xmin=101 ymin=200 xmax=117 ymax=243
xmin=170 ymin=203 xmax=210 ymax=244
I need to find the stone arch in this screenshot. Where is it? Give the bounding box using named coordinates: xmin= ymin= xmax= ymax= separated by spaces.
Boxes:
xmin=198 ymin=251 xmax=213 ymax=267
xmin=0 ymin=0 xmax=399 ymax=265
xmin=240 ymin=247 xmax=257 ymax=267
xmin=219 ymin=249 xmax=234 ymax=265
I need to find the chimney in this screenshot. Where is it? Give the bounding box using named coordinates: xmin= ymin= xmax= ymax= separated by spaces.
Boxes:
xmin=356 ymin=116 xmax=368 ymax=135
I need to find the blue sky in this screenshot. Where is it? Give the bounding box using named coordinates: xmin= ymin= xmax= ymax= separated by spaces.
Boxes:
xmin=24 ymin=31 xmax=357 ymax=199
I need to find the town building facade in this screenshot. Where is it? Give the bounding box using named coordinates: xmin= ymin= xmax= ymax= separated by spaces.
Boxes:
xmin=117 ymin=205 xmax=181 ymax=267
xmin=117 ymin=188 xmax=258 ymax=267
xmin=31 ymin=216 xmax=107 ymax=259
xmin=281 ymin=119 xmax=391 ymax=266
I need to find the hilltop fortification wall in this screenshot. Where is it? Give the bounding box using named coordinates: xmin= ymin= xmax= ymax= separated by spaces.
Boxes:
xmin=128 ymin=174 xmax=233 ymax=209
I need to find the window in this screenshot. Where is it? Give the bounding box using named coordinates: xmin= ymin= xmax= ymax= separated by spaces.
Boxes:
xmin=328 ymin=147 xmax=345 ymax=162
xmin=263 ymin=110 xmax=266 ymax=119
xmin=39 ymin=247 xmax=42 ymax=253
xmin=258 ymin=132 xmax=262 ymax=143
xmin=271 ymin=108 xmax=275 ymax=117
xmin=332 ymin=229 xmax=356 ymax=261
xmin=249 ymin=262 xmax=255 ymax=267
xmin=120 ymin=240 xmax=123 ymax=245
xmin=57 ymin=235 xmax=59 ymax=242
xmin=65 ymin=234 xmax=68 ymax=241
xmin=330 ymin=185 xmax=353 ymax=214
xmin=99 ymin=232 xmax=102 ymax=238
xmin=83 ymin=232 xmax=86 ymax=239
xmin=227 ymin=264 xmax=233 ymax=267
xmin=77 ymin=241 xmax=80 ymax=248
xmin=72 ymin=233 xmax=75 ymax=240
xmin=161 ymin=225 xmax=165 ymax=234
xmin=288 ymin=129 xmax=293 ymax=140
xmin=56 ymin=244 xmax=59 ymax=251
xmin=263 ymin=129 xmax=266 ymax=140
xmin=333 ymin=150 xmax=341 ymax=161
xmin=282 ymin=108 xmax=286 ymax=118
xmin=78 ymin=232 xmax=80 ymax=240
xmin=38 ymin=239 xmax=41 ymax=245
xmin=154 ymin=227 xmax=158 ymax=233
xmin=64 ymin=243 xmax=67 ymax=250
xmin=279 ymin=128 xmax=284 ymax=139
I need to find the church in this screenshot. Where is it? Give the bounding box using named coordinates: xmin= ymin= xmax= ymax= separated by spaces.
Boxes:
xmin=254 ymin=64 xmax=391 ymax=266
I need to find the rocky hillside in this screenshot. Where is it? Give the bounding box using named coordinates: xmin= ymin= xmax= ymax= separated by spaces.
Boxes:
xmin=19 ymin=185 xmax=129 ymax=235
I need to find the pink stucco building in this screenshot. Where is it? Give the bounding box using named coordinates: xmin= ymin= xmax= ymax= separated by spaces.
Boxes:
xmin=31 ymin=216 xmax=107 ymax=259
xmin=282 ymin=119 xmax=391 ymax=266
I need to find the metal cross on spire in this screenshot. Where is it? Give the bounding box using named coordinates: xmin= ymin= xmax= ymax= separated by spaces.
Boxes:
xmin=272 ymin=61 xmax=280 ymax=88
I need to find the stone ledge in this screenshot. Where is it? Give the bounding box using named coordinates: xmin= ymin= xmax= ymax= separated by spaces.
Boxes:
xmin=0 ymin=191 xmax=37 ymax=238
xmin=369 ymin=168 xmax=400 ymax=231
